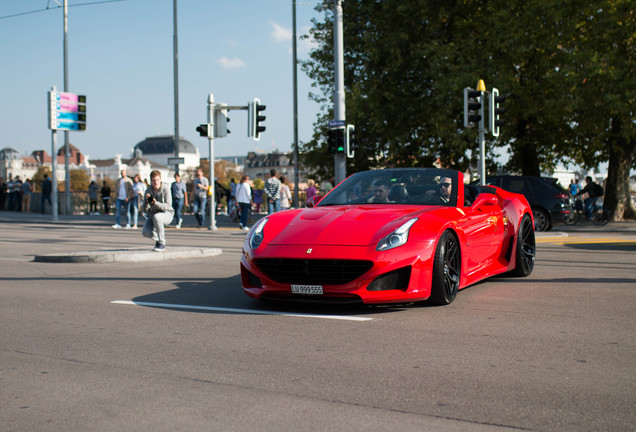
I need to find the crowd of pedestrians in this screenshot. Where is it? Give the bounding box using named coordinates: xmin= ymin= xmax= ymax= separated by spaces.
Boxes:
xmin=0 ymin=175 xmax=39 ymax=213
xmin=1 ymin=169 xmax=336 ymax=250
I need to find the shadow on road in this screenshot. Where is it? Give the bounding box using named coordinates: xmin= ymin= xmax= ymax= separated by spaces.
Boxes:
xmin=130 ymin=275 xmax=408 ymax=318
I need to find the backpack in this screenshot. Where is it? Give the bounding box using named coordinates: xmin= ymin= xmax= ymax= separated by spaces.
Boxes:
xmin=592 ymin=183 xmax=604 ymax=197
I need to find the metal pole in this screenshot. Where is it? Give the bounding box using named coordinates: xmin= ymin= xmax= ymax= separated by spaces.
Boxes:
xmin=207 ymin=94 xmax=217 ymax=231
xmin=479 ymin=92 xmax=486 ymax=186
xmin=63 ymin=0 xmax=71 ymax=214
xmin=292 ymin=0 xmax=300 ymax=208
xmin=52 ymin=130 xmax=59 ymax=221
xmin=51 ymin=86 xmax=59 ymax=221
xmin=173 ymin=0 xmax=180 ymax=175
xmin=333 ymin=0 xmax=346 ymax=184
xmin=479 ymin=128 xmax=486 ymax=186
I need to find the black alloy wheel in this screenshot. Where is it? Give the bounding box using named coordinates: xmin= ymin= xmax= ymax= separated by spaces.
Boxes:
xmin=429 ymin=230 xmax=461 ymax=305
xmin=532 ymin=208 xmax=550 ymax=232
xmin=511 ymin=214 xmax=535 ymax=277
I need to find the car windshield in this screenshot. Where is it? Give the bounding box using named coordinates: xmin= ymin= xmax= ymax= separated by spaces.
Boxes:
xmin=317 ymin=168 xmax=458 ymax=207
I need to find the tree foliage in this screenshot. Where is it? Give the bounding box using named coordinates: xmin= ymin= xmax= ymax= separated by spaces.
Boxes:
xmin=301 ymin=0 xmax=635 ymax=218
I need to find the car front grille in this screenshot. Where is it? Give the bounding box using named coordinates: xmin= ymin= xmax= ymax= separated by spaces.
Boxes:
xmin=254 ymin=258 xmax=374 ymax=286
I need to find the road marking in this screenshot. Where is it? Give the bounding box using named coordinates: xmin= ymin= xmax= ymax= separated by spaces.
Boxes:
xmin=111 ymin=300 xmax=374 ymax=322
xmin=536 ymin=237 xmax=636 ymax=245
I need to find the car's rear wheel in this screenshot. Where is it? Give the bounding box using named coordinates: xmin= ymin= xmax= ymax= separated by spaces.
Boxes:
xmin=429 ymin=230 xmax=460 ymax=305
xmin=510 ymin=214 xmax=535 ymax=277
xmin=532 ymin=208 xmax=550 ymax=232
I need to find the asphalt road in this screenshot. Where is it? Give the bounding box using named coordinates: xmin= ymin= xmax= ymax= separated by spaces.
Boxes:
xmin=1 ymin=212 xmax=635 ymax=432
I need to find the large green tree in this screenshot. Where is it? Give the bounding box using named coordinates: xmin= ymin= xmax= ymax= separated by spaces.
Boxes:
xmin=302 ymin=0 xmax=634 ymax=219
xmin=567 ymin=1 xmax=635 ymax=220
xmin=302 ymin=0 xmax=580 ymax=175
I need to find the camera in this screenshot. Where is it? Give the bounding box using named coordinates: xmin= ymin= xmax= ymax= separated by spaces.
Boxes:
xmin=146 ymin=195 xmax=154 ymax=204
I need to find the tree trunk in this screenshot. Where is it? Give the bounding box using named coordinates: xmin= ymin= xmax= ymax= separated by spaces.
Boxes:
xmin=515 ymin=120 xmax=541 ymax=176
xmin=604 ymin=117 xmax=636 ymax=221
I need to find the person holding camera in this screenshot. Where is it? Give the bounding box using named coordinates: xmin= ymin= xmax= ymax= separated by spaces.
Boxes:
xmin=141 ymin=170 xmax=174 ymax=251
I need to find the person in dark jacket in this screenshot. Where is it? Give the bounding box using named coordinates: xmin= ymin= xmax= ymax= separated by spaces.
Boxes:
xmin=101 ymin=181 xmax=111 ymax=215
xmin=576 ymin=176 xmax=603 ymax=220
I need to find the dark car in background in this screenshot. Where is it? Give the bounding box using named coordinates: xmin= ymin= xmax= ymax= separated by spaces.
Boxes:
xmin=477 ymin=176 xmax=572 ymax=231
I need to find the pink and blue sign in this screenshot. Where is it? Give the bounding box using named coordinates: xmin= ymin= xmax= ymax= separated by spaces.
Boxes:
xmin=48 ymin=91 xmax=87 ymax=132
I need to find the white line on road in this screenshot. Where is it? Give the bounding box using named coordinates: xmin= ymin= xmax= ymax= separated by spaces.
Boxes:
xmin=111 ymin=300 xmax=374 ymax=322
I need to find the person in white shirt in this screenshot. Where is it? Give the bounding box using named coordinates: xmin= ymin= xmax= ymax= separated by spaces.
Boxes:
xmin=236 ymin=175 xmax=252 ymax=230
xmin=112 ymin=169 xmax=134 ymax=229
xmin=280 ymin=176 xmax=292 ymax=210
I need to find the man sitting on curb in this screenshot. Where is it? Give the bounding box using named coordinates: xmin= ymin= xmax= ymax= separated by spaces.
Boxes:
xmin=142 ymin=170 xmax=174 ymax=251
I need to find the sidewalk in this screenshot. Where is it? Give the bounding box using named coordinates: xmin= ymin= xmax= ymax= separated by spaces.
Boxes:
xmin=0 ymin=210 xmax=252 ymax=263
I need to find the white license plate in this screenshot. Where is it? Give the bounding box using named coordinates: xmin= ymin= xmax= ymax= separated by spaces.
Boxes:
xmin=291 ymin=284 xmax=323 ymax=295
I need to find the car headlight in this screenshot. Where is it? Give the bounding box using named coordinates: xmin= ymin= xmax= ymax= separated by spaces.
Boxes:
xmin=376 ymin=218 xmax=418 ymax=251
xmin=249 ymin=217 xmax=268 ymax=249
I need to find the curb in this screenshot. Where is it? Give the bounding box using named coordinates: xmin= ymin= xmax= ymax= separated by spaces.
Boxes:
xmin=34 ymin=247 xmax=223 ymax=263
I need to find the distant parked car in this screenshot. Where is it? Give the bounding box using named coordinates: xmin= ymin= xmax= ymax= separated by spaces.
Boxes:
xmin=476 ymin=175 xmax=572 ymax=232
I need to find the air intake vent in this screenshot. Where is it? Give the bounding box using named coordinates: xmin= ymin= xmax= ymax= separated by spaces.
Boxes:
xmin=254 ymin=258 xmax=373 ymax=286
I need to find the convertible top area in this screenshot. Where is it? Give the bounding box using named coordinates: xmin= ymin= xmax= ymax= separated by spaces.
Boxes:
xmin=318 ymin=168 xmax=460 ymax=207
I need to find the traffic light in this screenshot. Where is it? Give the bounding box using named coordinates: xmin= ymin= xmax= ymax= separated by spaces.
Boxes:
xmin=327 ymin=128 xmax=337 ymax=153
xmin=336 ymin=128 xmax=345 ymax=153
xmin=489 ymin=88 xmax=506 ymax=137
xmin=345 ymin=124 xmax=356 ymax=158
xmin=214 ymin=104 xmax=230 ymax=138
xmin=196 ymin=123 xmax=211 ymax=138
xmin=327 ymin=128 xmax=345 ymax=153
xmin=248 ymin=98 xmax=266 ymax=141
xmin=463 ymin=87 xmax=483 ymax=128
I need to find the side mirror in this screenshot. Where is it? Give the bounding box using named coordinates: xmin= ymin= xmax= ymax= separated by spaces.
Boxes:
xmin=471 ymin=194 xmax=498 ymax=210
xmin=307 ymin=195 xmax=322 ymax=208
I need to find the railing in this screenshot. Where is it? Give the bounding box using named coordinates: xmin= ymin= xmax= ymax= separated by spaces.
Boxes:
xmin=21 ymin=192 xmax=106 ymax=215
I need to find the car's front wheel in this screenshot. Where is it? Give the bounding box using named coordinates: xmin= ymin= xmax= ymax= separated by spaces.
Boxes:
xmin=429 ymin=230 xmax=461 ymax=305
xmin=510 ymin=214 xmax=535 ymax=277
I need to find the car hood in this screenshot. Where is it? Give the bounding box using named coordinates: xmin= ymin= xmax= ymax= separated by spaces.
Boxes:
xmin=264 ymin=205 xmax=439 ymax=246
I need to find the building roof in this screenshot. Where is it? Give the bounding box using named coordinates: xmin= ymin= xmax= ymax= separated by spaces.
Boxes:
xmin=124 ymin=156 xmax=168 ymax=169
xmin=91 ymin=159 xmax=115 ymax=168
xmin=57 ymin=143 xmax=80 ymax=156
xmin=134 ymin=136 xmax=197 ymax=155
xmin=0 ymin=148 xmax=22 ymax=160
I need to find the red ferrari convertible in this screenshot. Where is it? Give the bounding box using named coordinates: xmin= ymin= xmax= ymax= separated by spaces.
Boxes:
xmin=241 ymin=168 xmax=535 ymax=306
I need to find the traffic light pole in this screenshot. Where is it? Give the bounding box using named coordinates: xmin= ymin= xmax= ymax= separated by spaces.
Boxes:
xmin=478 ymin=88 xmax=486 ymax=186
xmin=63 ymin=0 xmax=71 ymax=215
xmin=207 ymin=94 xmax=217 ymax=231
xmin=333 ymin=0 xmax=346 ymax=184
xmin=478 ymin=124 xmax=486 ymax=186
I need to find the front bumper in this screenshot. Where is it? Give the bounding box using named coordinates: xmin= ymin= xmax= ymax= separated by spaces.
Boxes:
xmin=240 ymin=242 xmax=436 ymax=304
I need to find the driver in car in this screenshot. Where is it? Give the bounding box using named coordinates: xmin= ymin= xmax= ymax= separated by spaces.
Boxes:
xmin=425 ymin=177 xmax=452 ymax=204
xmin=368 ymin=181 xmax=391 ymax=203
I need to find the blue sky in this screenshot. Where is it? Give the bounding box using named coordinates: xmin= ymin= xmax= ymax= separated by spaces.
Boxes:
xmin=0 ymin=0 xmax=323 ymax=161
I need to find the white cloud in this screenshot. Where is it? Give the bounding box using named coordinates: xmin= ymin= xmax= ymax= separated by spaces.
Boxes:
xmin=270 ymin=20 xmax=292 ymax=42
xmin=217 ymin=57 xmax=246 ymax=69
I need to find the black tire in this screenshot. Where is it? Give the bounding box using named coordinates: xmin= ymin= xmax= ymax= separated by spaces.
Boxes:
xmin=563 ymin=211 xmax=580 ymax=225
xmin=429 ymin=230 xmax=461 ymax=305
xmin=532 ymin=208 xmax=550 ymax=232
xmin=510 ymin=214 xmax=535 ymax=277
xmin=591 ymin=209 xmax=609 ymax=226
